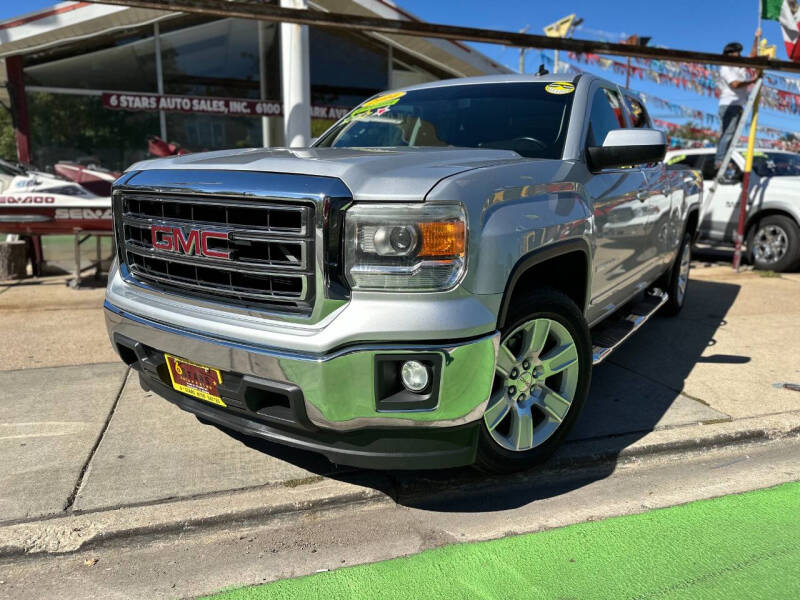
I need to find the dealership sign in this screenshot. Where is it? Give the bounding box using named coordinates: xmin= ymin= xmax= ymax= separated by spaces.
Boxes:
xmin=101 ymin=92 xmax=351 ymax=120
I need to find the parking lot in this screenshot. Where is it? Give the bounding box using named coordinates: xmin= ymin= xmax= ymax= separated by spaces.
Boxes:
xmin=2 ymin=257 xmax=800 ymax=597
xmin=0 ymin=255 xmax=800 ymax=598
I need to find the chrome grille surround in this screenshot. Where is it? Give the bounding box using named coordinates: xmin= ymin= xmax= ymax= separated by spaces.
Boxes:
xmin=112 ymin=169 xmax=352 ymax=319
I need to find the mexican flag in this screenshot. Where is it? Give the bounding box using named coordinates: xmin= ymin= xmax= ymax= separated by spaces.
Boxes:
xmin=762 ymin=0 xmax=800 ymax=61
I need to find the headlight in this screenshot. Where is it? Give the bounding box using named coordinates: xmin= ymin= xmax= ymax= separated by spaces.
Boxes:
xmin=344 ymin=203 xmax=467 ymax=291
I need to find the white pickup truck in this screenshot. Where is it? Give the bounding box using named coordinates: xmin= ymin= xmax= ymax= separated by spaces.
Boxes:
xmin=665 ymin=148 xmax=800 ymax=271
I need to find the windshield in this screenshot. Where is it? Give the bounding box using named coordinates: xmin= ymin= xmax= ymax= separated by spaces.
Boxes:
xmin=315 ymin=82 xmax=576 ymax=159
xmin=0 ymin=159 xmax=25 ymax=177
xmin=751 ymin=152 xmax=800 ymax=177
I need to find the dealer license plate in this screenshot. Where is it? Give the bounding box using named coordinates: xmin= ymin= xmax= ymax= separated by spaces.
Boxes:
xmin=164 ymin=354 xmax=226 ymax=407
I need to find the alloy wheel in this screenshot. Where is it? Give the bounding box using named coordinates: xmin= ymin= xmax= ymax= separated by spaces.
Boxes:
xmin=484 ymin=318 xmax=580 ymax=452
xmin=753 ymin=224 xmax=789 ymax=265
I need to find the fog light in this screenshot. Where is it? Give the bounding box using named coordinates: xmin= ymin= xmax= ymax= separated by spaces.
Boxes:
xmin=400 ymin=360 xmax=430 ymax=392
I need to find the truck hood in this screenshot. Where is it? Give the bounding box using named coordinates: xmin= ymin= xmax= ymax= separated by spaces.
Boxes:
xmin=127 ymin=147 xmax=525 ymax=201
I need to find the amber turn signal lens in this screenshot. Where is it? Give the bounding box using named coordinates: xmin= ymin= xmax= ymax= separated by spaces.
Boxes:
xmin=418 ymin=221 xmax=466 ymax=258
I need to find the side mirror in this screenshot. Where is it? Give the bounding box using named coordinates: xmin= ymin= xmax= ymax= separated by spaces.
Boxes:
xmin=587 ymin=128 xmax=667 ymax=172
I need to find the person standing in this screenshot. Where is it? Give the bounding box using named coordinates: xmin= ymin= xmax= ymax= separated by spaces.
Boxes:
xmin=715 ymin=30 xmax=762 ymax=169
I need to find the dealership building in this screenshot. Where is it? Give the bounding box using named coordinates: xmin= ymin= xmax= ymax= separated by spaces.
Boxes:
xmin=0 ymin=0 xmax=508 ymax=172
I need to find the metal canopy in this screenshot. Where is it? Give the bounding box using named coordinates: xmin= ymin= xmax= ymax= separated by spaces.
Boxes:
xmin=86 ymin=0 xmax=800 ymax=74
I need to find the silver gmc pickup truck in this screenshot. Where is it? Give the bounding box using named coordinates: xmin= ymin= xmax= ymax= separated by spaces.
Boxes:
xmin=105 ymin=74 xmax=701 ymax=472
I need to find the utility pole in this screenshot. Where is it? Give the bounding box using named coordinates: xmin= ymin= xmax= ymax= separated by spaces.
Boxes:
xmin=518 ymin=25 xmax=530 ymax=73
xmin=626 ymin=56 xmax=631 ymax=88
xmin=623 ymin=34 xmax=651 ymax=89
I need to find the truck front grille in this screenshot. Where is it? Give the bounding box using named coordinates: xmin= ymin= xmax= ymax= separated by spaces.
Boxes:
xmin=116 ymin=193 xmax=315 ymax=313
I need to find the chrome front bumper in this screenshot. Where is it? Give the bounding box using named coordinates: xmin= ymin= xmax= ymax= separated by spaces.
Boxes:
xmin=104 ymin=301 xmax=499 ymax=432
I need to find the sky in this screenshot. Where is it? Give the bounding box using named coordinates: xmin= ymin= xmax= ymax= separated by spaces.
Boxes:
xmin=397 ymin=0 xmax=799 ymax=136
xmin=2 ymin=0 xmax=799 ymax=135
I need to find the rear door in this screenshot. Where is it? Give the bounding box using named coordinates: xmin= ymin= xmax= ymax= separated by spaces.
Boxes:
xmin=585 ymin=86 xmax=652 ymax=317
xmin=625 ymin=94 xmax=675 ymax=272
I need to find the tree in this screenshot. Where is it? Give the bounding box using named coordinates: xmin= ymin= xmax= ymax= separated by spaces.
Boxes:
xmin=27 ymin=92 xmax=159 ymax=171
xmin=0 ymin=106 xmax=17 ymax=162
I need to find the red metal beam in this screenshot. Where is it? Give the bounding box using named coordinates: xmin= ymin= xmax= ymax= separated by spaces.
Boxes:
xmin=0 ymin=2 xmax=91 ymax=30
xmin=5 ymin=55 xmax=31 ymax=165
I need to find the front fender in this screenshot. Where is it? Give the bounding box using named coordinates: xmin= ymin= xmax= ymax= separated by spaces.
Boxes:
xmin=467 ymin=189 xmax=592 ymax=297
xmin=426 ymin=159 xmax=593 ymax=298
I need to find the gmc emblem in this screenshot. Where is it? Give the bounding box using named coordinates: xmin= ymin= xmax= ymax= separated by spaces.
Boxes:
xmin=151 ymin=226 xmax=231 ymax=259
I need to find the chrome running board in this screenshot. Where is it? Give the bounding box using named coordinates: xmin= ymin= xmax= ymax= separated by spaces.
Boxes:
xmin=591 ymin=288 xmax=668 ymax=365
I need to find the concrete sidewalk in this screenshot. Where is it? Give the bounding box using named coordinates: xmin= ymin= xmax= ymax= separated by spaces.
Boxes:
xmin=0 ymin=276 xmax=117 ymax=370
xmin=1 ymin=262 xmax=800 ymax=556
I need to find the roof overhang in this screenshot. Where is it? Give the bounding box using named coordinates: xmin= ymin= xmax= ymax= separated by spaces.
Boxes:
xmin=0 ymin=2 xmax=176 ymax=58
xmin=312 ymin=0 xmax=510 ymax=77
xmin=0 ymin=0 xmax=510 ymax=75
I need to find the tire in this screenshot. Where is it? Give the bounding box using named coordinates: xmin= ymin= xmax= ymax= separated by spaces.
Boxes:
xmin=475 ymin=288 xmax=592 ymax=473
xmin=660 ymin=231 xmax=691 ymax=316
xmin=747 ymin=215 xmax=800 ymax=273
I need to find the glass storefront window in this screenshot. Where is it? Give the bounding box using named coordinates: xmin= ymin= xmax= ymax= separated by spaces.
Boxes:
xmin=28 ymin=92 xmax=159 ymax=172
xmin=391 ymin=59 xmax=438 ymax=89
xmin=311 ymin=119 xmax=336 ymax=139
xmin=19 ymin=15 xmax=448 ymax=168
xmin=165 ymin=113 xmax=262 ymax=152
xmin=309 ymin=28 xmax=387 ymax=107
xmin=25 ymin=33 xmax=156 ymax=92
xmin=160 ymin=19 xmax=271 ymax=99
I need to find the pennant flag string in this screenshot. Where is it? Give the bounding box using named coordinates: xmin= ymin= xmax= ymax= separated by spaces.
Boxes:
xmin=546 ymin=56 xmax=796 ymax=139
xmin=564 ymin=51 xmax=800 ymax=117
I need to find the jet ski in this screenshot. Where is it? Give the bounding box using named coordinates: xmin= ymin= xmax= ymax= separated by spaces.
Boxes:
xmin=54 ymin=161 xmax=120 ymax=198
xmin=0 ymin=159 xmax=112 ymax=235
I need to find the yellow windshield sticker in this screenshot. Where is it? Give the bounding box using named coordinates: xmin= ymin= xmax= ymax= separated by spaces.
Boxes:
xmin=545 ymin=82 xmax=575 ymax=95
xmin=666 ymin=154 xmax=687 ymax=165
xmin=361 ymin=91 xmax=406 ymax=108
xmin=752 ymin=151 xmax=767 ymax=158
xmin=345 ymin=91 xmax=406 ymax=122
